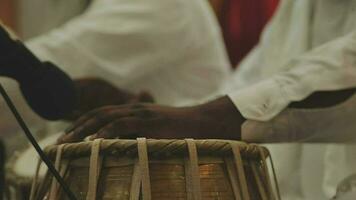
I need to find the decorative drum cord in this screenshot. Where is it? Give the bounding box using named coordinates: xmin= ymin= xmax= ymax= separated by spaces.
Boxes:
xmin=30 ymin=139 xmax=281 ymax=200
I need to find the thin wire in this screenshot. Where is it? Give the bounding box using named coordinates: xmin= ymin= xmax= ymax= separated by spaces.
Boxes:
xmin=0 ymin=84 xmax=77 ymax=200
xmin=0 ymin=140 xmax=5 ymax=200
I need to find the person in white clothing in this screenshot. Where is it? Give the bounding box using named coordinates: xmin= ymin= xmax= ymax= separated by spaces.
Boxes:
xmin=0 ymin=0 xmax=230 ymax=153
xmin=58 ymin=1 xmax=356 ymax=199
xmin=25 ymin=0 xmax=230 ymax=107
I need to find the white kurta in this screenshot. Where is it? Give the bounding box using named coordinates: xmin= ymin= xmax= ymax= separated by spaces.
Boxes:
xmin=26 ymin=0 xmax=230 ymax=106
xmin=223 ymin=0 xmax=356 ymax=199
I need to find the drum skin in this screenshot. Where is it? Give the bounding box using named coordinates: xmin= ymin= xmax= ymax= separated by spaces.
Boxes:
xmin=31 ymin=139 xmax=278 ymax=200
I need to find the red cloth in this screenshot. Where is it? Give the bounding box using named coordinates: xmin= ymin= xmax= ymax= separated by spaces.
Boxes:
xmin=220 ymin=0 xmax=279 ymax=67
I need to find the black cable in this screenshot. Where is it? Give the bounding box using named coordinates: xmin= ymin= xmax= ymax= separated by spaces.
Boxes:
xmin=0 ymin=140 xmax=4 ymax=200
xmin=0 ymin=84 xmax=77 ymax=200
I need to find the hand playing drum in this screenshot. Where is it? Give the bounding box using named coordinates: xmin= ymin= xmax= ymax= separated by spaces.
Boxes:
xmin=58 ymin=96 xmax=245 ymax=143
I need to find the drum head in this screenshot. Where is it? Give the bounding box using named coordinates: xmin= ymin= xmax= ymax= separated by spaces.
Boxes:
xmin=14 ymin=132 xmax=62 ymax=178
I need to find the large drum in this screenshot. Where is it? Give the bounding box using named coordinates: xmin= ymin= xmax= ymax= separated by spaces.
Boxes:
xmin=31 ymin=138 xmax=280 ymax=200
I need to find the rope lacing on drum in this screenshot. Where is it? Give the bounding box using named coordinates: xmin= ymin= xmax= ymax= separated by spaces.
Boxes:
xmin=49 ymin=144 xmax=69 ymax=200
xmin=86 ymin=139 xmax=103 ymax=200
xmin=137 ymin=138 xmax=152 ymax=200
xmin=184 ymin=139 xmax=202 ymax=200
xmin=230 ymin=141 xmax=251 ymax=200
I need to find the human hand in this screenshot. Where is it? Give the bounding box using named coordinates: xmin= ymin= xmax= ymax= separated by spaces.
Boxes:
xmin=65 ymin=78 xmax=154 ymax=120
xmin=58 ymin=96 xmax=245 ymax=143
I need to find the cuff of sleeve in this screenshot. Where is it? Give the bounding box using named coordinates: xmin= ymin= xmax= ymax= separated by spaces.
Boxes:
xmin=227 ymin=78 xmax=290 ymax=121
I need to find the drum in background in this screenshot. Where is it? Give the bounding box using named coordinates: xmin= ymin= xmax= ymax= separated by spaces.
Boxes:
xmin=32 ymin=138 xmax=280 ymax=200
xmin=6 ymin=132 xmax=62 ymax=200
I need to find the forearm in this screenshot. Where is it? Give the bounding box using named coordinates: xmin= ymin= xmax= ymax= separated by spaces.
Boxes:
xmin=241 ymin=92 xmax=356 ymax=143
xmin=236 ymin=86 xmax=356 ymax=143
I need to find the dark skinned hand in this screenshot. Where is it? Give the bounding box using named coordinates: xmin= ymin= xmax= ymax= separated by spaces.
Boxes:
xmin=58 ymin=96 xmax=245 ymax=143
xmin=65 ymin=78 xmax=154 ymax=120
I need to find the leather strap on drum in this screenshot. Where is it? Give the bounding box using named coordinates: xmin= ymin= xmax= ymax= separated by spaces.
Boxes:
xmin=250 ymin=160 xmax=268 ymax=200
xmin=224 ymin=158 xmax=242 ymax=200
xmin=184 ymin=139 xmax=201 ymax=200
xmin=137 ymin=138 xmax=151 ymax=200
xmin=49 ymin=144 xmax=65 ymax=200
xmin=86 ymin=139 xmax=103 ymax=200
xmin=258 ymin=147 xmax=275 ymax=200
xmin=29 ymin=158 xmax=42 ymax=200
xmin=258 ymin=147 xmax=281 ymax=200
xmin=129 ymin=160 xmax=141 ymax=200
xmin=230 ymin=142 xmax=250 ymax=200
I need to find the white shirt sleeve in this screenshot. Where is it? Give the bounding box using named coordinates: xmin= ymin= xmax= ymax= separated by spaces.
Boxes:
xmin=25 ymin=0 xmax=211 ymax=86
xmin=228 ymin=32 xmax=356 ymax=142
xmin=25 ymin=0 xmax=230 ymax=105
xmin=229 ymin=31 xmax=356 ymax=121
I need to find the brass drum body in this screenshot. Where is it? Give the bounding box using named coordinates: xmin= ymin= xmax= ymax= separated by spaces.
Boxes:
xmin=31 ymin=139 xmax=279 ymax=200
